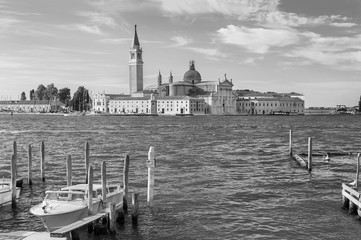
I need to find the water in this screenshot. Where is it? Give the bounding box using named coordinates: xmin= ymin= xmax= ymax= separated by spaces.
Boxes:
xmin=0 ymin=114 xmax=361 ymax=239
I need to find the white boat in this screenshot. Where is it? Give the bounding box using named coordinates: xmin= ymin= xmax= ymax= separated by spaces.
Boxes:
xmin=30 ymin=184 xmax=123 ymax=232
xmin=0 ymin=180 xmax=21 ymax=206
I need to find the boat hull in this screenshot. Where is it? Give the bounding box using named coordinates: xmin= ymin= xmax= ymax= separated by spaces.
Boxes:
xmin=0 ymin=187 xmax=21 ymax=206
xmin=30 ymin=204 xmax=89 ymax=232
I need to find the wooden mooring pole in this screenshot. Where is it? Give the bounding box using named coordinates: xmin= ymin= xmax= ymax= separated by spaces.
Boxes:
xmin=66 ymin=155 xmax=72 ymax=187
xmin=356 ymin=153 xmax=360 ymax=188
xmin=123 ymin=154 xmax=130 ymax=213
xmin=85 ymin=142 xmax=90 ymax=184
xmin=28 ymin=144 xmax=32 ymax=185
xmin=109 ymin=203 xmax=116 ymax=232
xmin=11 ymin=154 xmax=16 ymax=209
xmin=41 ymin=141 xmax=45 ymax=181
xmin=289 ymin=130 xmax=292 ymax=156
xmin=13 ymin=141 xmax=17 ymax=180
xmin=132 ymin=193 xmax=139 ymax=225
xmin=88 ymin=166 xmax=93 ymax=213
xmin=101 ymin=161 xmax=106 ymax=203
xmin=147 ymin=146 xmax=156 ymax=206
xmin=308 ymin=137 xmax=312 ymax=172
xmin=349 ymin=154 xmax=361 ymax=214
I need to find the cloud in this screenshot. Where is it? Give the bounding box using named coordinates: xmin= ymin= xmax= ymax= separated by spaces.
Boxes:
xmin=77 ymin=11 xmax=118 ymax=28
xmin=170 ymin=35 xmax=192 ymax=47
xmin=330 ymin=22 xmax=357 ymax=28
xmin=60 ymin=24 xmax=103 ymax=35
xmin=216 ymin=25 xmax=299 ymax=54
xmin=240 ymin=56 xmax=265 ymax=65
xmin=0 ymin=17 xmax=20 ymax=28
xmin=187 ymin=47 xmax=227 ymax=59
xmin=100 ymin=38 xmax=131 ymax=44
xmin=285 ymin=34 xmax=361 ymax=70
xmin=153 ymin=0 xmax=279 ymax=17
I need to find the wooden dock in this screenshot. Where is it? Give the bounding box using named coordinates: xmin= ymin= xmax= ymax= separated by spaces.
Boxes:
xmin=0 ymin=231 xmax=66 ymax=240
xmin=50 ymin=212 xmax=108 ymax=238
xmin=342 ymin=153 xmax=361 ymax=216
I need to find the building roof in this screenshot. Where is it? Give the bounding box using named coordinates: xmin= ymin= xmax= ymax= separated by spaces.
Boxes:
xmin=183 ymin=60 xmax=201 ymax=84
xmin=238 ymin=97 xmax=304 ymax=102
xmin=0 ymin=100 xmax=65 ymax=106
xmin=132 ymin=25 xmax=140 ymax=48
xmin=111 ymin=96 xmax=150 ymax=101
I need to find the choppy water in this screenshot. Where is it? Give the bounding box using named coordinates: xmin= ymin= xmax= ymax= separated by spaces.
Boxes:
xmin=0 ymin=114 xmax=361 ymax=239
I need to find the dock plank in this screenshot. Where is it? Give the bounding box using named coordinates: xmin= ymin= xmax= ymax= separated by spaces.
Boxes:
xmin=342 ymin=183 xmax=360 ymax=198
xmin=342 ymin=190 xmax=359 ymax=206
xmin=50 ymin=212 xmax=108 ymax=237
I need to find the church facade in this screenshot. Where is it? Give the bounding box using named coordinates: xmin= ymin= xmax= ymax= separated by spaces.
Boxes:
xmin=92 ymin=25 xmax=237 ymax=115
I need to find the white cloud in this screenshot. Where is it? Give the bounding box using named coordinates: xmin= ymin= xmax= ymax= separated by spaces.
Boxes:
xmin=241 ymin=56 xmax=265 ymax=65
xmin=170 ymin=35 xmax=191 ymax=47
xmin=77 ymin=11 xmax=118 ymax=28
xmin=330 ymin=22 xmax=357 ymax=28
xmin=0 ymin=17 xmax=20 ymax=28
xmin=100 ymin=38 xmax=131 ymax=44
xmin=60 ymin=24 xmax=103 ymax=35
xmin=187 ymin=47 xmax=227 ymax=59
xmin=153 ymin=0 xmax=279 ymax=17
xmin=216 ymin=25 xmax=299 ymax=54
xmin=285 ymin=34 xmax=361 ymax=70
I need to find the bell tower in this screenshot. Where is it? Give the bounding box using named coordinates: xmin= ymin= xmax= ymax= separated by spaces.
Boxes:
xmin=129 ymin=25 xmax=143 ymax=96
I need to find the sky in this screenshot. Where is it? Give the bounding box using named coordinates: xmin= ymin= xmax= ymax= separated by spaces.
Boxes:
xmin=0 ymin=0 xmax=360 ymax=107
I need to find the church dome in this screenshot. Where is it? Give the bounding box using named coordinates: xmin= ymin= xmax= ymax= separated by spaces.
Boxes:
xmin=183 ymin=61 xmax=201 ymax=84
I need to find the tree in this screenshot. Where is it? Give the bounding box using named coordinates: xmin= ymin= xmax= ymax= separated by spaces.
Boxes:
xmin=72 ymin=86 xmax=91 ymax=111
xmin=30 ymin=89 xmax=35 ymax=100
xmin=58 ymin=88 xmax=71 ymax=106
xmin=44 ymin=83 xmax=58 ymax=100
xmin=20 ymin=92 xmax=26 ymax=101
xmin=35 ymin=84 xmax=46 ymax=100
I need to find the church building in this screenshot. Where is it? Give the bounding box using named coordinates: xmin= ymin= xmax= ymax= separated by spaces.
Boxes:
xmin=92 ymin=25 xmax=237 ymax=115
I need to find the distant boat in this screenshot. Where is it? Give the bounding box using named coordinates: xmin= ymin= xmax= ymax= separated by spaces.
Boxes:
xmin=63 ymin=111 xmax=85 ymax=117
xmin=30 ymin=183 xmax=123 ymax=232
xmin=0 ymin=179 xmax=21 ymax=207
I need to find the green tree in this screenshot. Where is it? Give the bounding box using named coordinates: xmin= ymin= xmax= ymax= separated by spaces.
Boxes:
xmin=35 ymin=84 xmax=46 ymax=100
xmin=44 ymin=83 xmax=58 ymax=100
xmin=71 ymin=86 xmax=91 ymax=111
xmin=58 ymin=87 xmax=71 ymax=106
xmin=29 ymin=89 xmax=35 ymax=100
xmin=20 ymin=92 xmax=26 ymax=101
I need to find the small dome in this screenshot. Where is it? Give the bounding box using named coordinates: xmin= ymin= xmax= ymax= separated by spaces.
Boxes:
xmin=183 ymin=61 xmax=201 ymax=84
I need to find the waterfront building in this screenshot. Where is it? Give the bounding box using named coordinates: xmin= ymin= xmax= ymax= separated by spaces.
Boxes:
xmin=0 ymin=100 xmax=65 ymax=113
xmin=236 ymin=90 xmax=304 ymax=115
xmin=92 ymin=25 xmax=237 ymax=115
xmin=129 ymin=25 xmax=143 ymax=97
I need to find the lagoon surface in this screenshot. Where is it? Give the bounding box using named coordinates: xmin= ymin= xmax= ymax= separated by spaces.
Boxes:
xmin=0 ymin=114 xmax=361 ymax=239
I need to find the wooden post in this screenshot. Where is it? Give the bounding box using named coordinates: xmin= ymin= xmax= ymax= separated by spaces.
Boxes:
xmin=356 ymin=153 xmax=361 ymax=188
xmin=342 ymin=193 xmax=349 ymax=209
xmin=349 ymin=197 xmax=358 ymax=214
xmin=85 ymin=142 xmax=90 ymax=184
xmin=289 ymin=130 xmax=292 ymax=156
xmin=147 ymin=146 xmax=156 ymax=206
xmin=28 ymin=144 xmax=32 ymax=185
xmin=11 ymin=154 xmax=16 ymax=209
xmin=66 ymin=155 xmax=72 ymax=187
xmin=13 ymin=141 xmax=17 ymax=180
xmin=109 ymin=203 xmax=116 ymax=232
xmin=101 ymin=161 xmax=106 ymax=203
xmin=123 ymin=154 xmax=130 ymax=213
xmin=88 ymin=166 xmax=93 ymax=213
xmin=132 ymin=193 xmax=139 ymax=225
xmin=13 ymin=141 xmax=17 ymax=159
xmin=307 ymin=137 xmax=312 ymax=172
xmin=41 ymin=141 xmax=45 ymax=181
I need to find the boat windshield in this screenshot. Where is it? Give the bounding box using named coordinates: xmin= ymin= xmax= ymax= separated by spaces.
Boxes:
xmin=45 ymin=192 xmax=85 ymax=201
